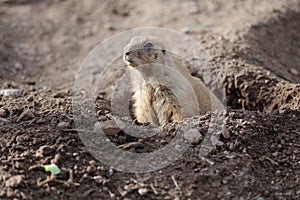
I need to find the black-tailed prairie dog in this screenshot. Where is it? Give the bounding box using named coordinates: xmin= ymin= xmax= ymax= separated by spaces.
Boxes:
xmin=123 ymin=36 xmax=222 ymax=125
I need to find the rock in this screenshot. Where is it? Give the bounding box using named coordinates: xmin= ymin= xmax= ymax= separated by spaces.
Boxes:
xmin=272 ymin=152 xmax=279 ymax=157
xmin=0 ymin=108 xmax=8 ymax=117
xmin=36 ymin=118 xmax=47 ymax=124
xmin=17 ymin=109 xmax=35 ymax=122
xmin=138 ymin=188 xmax=149 ymax=196
xmin=57 ymin=121 xmax=71 ymax=129
xmin=221 ymin=126 xmax=230 ymax=139
xmin=108 ymin=168 xmax=114 ymax=176
xmin=5 ymin=175 xmax=24 ymax=188
xmin=36 ymin=145 xmax=54 ymax=157
xmin=89 ymin=160 xmax=96 ymax=167
xmin=229 ymin=142 xmax=237 ymax=150
xmin=6 ymin=188 xmax=14 ymax=197
xmin=86 ymin=166 xmax=93 ymax=173
xmin=98 ymin=115 xmax=107 ymax=121
xmin=15 ymin=135 xmax=24 ymax=143
xmin=53 ymin=91 xmax=66 ymax=98
xmin=290 ymin=68 xmax=299 ymax=76
xmin=14 ymin=62 xmax=23 ymax=70
xmin=0 ymin=89 xmax=22 ymax=97
xmin=0 ymin=117 xmax=10 ymax=123
xmin=15 ymin=161 xmax=22 ymax=169
xmin=94 ymin=121 xmax=121 ymax=136
xmin=184 ymin=128 xmax=203 ymax=144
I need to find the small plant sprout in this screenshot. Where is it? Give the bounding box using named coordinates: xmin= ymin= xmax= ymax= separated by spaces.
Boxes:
xmin=41 ymin=163 xmax=61 ymax=175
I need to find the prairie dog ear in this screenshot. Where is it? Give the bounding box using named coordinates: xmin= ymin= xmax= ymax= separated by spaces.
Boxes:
xmin=143 ymin=42 xmax=154 ymax=50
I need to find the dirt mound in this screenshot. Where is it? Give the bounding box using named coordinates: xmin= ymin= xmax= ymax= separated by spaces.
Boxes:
xmin=243 ymin=9 xmax=300 ymax=83
xmin=1 ymin=84 xmax=299 ymax=199
xmin=0 ymin=1 xmax=299 ymax=199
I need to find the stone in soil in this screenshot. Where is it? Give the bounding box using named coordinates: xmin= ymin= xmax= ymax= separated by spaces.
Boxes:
xmin=5 ymin=175 xmax=24 ymax=188
xmin=17 ymin=109 xmax=35 ymax=122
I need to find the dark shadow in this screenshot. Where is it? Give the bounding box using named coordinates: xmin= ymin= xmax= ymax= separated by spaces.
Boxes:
xmin=239 ymin=9 xmax=300 ymax=83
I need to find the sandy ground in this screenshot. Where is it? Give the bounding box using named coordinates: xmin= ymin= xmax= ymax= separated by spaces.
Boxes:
xmin=0 ymin=0 xmax=300 ymax=199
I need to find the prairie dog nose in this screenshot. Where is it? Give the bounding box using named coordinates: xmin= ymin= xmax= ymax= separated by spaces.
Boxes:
xmin=124 ymin=51 xmax=131 ymax=61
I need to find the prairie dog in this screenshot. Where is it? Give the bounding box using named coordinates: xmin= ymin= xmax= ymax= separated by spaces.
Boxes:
xmin=123 ymin=36 xmax=213 ymax=125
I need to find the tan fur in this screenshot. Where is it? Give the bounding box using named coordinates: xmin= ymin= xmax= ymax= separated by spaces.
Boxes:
xmin=123 ymin=36 xmax=217 ymax=125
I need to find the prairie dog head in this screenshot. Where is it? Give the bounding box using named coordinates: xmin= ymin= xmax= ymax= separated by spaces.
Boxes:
xmin=123 ymin=36 xmax=167 ymax=67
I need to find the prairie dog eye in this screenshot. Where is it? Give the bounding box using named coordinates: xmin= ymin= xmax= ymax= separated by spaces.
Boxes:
xmin=143 ymin=42 xmax=154 ymax=50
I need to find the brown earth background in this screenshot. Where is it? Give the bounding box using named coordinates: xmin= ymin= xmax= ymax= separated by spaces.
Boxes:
xmin=0 ymin=0 xmax=300 ymax=199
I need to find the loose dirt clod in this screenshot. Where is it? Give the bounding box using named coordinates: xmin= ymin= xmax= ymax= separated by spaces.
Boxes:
xmin=184 ymin=129 xmax=203 ymax=144
xmin=36 ymin=145 xmax=55 ymax=157
xmin=57 ymin=121 xmax=71 ymax=129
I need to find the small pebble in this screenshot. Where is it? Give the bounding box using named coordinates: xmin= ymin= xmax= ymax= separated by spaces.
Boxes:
xmin=221 ymin=127 xmax=230 ymax=139
xmin=184 ymin=129 xmax=202 ymax=144
xmin=17 ymin=109 xmax=35 ymax=122
xmin=290 ymin=68 xmax=298 ymax=75
xmin=6 ymin=188 xmax=14 ymax=197
xmin=15 ymin=161 xmax=22 ymax=169
xmin=14 ymin=62 xmax=23 ymax=70
xmin=36 ymin=118 xmax=47 ymax=124
xmin=86 ymin=166 xmax=93 ymax=173
xmin=57 ymin=121 xmax=71 ymax=129
xmin=0 ymin=117 xmax=11 ymax=123
xmin=5 ymin=175 xmax=24 ymax=188
xmin=95 ymin=121 xmax=121 ymax=136
xmin=89 ymin=160 xmax=96 ymax=167
xmin=138 ymin=188 xmax=148 ymax=196
xmin=272 ymin=152 xmax=278 ymax=157
xmin=108 ymin=168 xmax=114 ymax=176
xmin=15 ymin=135 xmax=24 ymax=143
xmin=229 ymin=141 xmax=238 ymax=150
xmin=73 ymin=152 xmax=79 ymax=156
xmin=0 ymin=89 xmax=22 ymax=97
xmin=0 ymin=108 xmax=8 ymax=117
